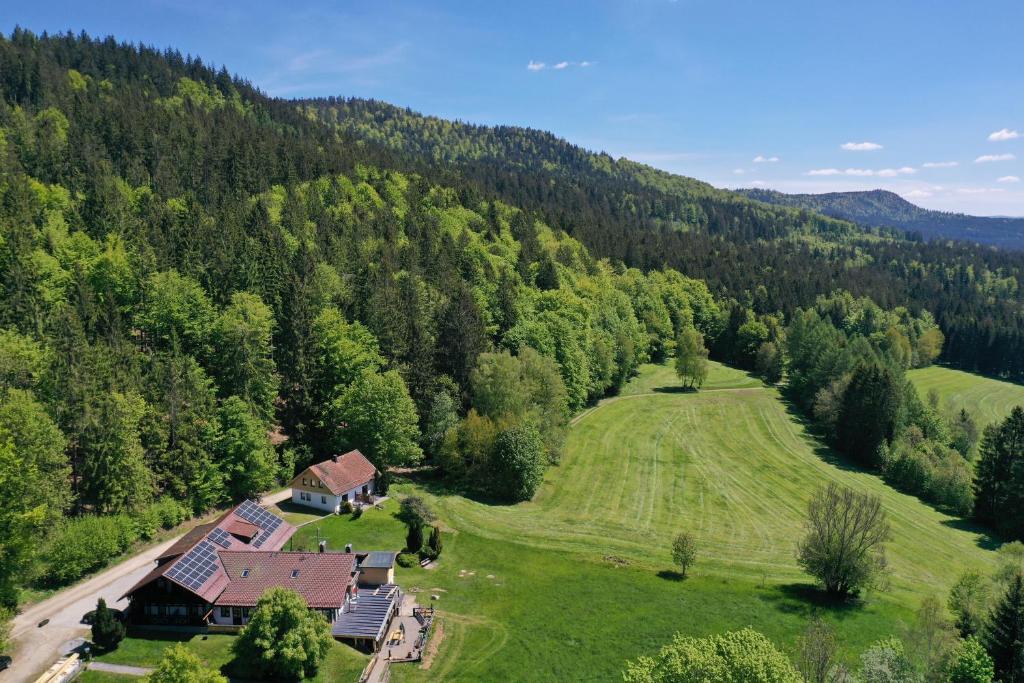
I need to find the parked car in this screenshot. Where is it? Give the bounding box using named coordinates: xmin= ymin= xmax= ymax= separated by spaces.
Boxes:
xmin=0 ymin=655 xmax=12 ymax=671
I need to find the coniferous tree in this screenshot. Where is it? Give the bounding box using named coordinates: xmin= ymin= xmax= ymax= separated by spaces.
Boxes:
xmin=985 ymin=573 xmax=1024 ymax=683
xmin=974 ymin=408 xmax=1024 ymax=540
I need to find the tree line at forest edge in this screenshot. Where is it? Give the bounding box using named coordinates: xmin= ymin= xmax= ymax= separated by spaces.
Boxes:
xmin=0 ymin=28 xmax=1023 ymax=639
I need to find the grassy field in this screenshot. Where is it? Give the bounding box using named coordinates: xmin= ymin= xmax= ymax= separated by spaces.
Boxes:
xmin=78 ymin=671 xmax=136 ymax=682
xmin=94 ymin=631 xmax=368 ymax=681
xmin=289 ymin=361 xmax=999 ymax=681
xmin=908 ymin=365 xmax=1024 ymax=429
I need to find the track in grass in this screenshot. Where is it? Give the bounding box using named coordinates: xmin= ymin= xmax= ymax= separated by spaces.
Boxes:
xmin=908 ymin=365 xmax=1024 ymax=429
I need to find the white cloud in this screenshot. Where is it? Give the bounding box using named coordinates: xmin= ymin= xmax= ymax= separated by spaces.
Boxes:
xmin=903 ymin=190 xmax=933 ymax=199
xmin=841 ymin=141 xmax=883 ymax=151
xmin=998 ymin=175 xmax=1021 ymax=183
xmin=922 ymin=161 xmax=958 ymax=168
xmin=988 ymin=128 xmax=1020 ymax=142
xmin=753 ymin=155 xmax=779 ymax=163
xmin=806 ymin=167 xmax=915 ymax=177
xmin=975 ymin=153 xmax=1016 ymax=163
xmin=733 ymin=168 xmax=747 ymax=175
xmin=528 ymin=60 xmax=594 ymax=72
xmin=750 ymin=180 xmax=768 ymax=187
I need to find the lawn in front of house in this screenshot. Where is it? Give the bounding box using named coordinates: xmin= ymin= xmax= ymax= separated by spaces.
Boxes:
xmin=78 ymin=670 xmax=138 ymax=682
xmin=269 ymin=498 xmax=333 ymax=527
xmin=93 ymin=631 xmax=368 ymax=681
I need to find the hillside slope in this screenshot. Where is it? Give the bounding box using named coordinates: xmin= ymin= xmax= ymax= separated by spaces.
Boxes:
xmin=740 ymin=188 xmax=1024 ymax=249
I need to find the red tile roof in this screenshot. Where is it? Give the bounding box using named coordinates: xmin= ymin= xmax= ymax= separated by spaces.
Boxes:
xmin=123 ymin=502 xmax=295 ymax=601
xmin=305 ymin=450 xmax=377 ymax=496
xmin=216 ymin=551 xmax=357 ymax=609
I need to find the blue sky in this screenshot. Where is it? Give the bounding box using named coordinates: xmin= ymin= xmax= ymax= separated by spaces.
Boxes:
xmin=4 ymin=0 xmax=1023 ymax=215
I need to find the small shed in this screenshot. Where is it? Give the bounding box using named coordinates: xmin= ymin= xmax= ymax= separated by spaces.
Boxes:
xmin=357 ymin=551 xmax=397 ymax=586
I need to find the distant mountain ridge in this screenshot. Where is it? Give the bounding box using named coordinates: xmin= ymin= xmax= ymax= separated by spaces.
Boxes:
xmin=737 ymin=188 xmax=1024 ymax=249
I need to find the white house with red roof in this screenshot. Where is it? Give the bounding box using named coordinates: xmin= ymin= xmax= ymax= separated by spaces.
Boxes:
xmin=289 ymin=449 xmax=379 ymax=513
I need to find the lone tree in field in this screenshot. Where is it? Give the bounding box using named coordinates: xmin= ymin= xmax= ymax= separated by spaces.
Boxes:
xmin=797 ymin=483 xmax=891 ymax=597
xmin=233 ymin=587 xmax=333 ymax=680
xmin=671 ymin=532 xmax=697 ymax=578
xmin=91 ymin=597 xmax=125 ymax=650
xmin=675 ymin=328 xmax=709 ymax=390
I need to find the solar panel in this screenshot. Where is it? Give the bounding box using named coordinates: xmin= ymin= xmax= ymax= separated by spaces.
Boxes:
xmin=234 ymin=500 xmax=283 ymax=547
xmin=208 ymin=528 xmax=232 ymax=548
xmin=165 ymin=540 xmax=220 ymax=592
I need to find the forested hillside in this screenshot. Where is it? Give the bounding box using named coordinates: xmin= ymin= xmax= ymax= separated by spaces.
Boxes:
xmin=307 ymin=97 xmax=1024 ymax=378
xmin=0 ymin=29 xmax=1022 ymax=617
xmin=740 ymin=188 xmax=1024 ymax=249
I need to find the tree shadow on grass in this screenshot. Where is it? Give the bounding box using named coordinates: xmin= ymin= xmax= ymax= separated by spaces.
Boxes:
xmin=656 ymin=570 xmax=688 ymax=581
xmin=757 ymin=582 xmax=866 ymax=620
xmin=777 ymin=394 xmax=869 ymax=474
xmin=653 ymin=385 xmax=699 ymax=394
xmin=390 ymin=468 xmax=522 ymax=507
xmin=941 ymin=518 xmax=1005 ymax=551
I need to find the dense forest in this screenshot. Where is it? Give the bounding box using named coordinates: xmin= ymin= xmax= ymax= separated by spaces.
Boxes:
xmin=1 ymin=29 xmax=1023 ymax=620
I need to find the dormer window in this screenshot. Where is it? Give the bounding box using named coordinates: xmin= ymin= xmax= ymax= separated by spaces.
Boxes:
xmin=241 ymin=569 xmax=250 ymax=578
xmin=291 ymin=570 xmax=300 ymax=578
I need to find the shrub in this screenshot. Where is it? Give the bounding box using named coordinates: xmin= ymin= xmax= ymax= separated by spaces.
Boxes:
xmin=43 ymin=515 xmax=134 ymax=585
xmin=946 ymin=636 xmax=994 ymax=683
xmin=91 ymin=598 xmax=125 ymax=650
xmin=396 ymin=552 xmax=418 ymax=568
xmin=428 ymin=526 xmax=443 ymax=558
xmin=351 ymin=505 xmax=363 ymax=520
xmin=623 ymin=628 xmax=801 ymax=682
xmin=150 ymin=643 xmax=227 ymax=683
xmin=340 ymin=500 xmax=353 ymax=515
xmin=405 ymin=524 xmax=423 ymax=554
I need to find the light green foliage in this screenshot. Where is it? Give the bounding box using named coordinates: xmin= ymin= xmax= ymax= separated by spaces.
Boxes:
xmin=946 ymin=637 xmax=994 ymax=683
xmin=309 ymin=307 xmax=384 ymax=404
xmin=858 ymin=638 xmax=917 ymax=683
xmin=670 ymin=532 xmax=697 ymax=577
xmin=948 ymin=571 xmax=993 ymax=638
xmin=674 ymin=327 xmax=709 ymax=389
xmin=0 ymin=388 xmax=69 ymax=524
xmin=0 ymin=433 xmax=45 ymax=605
xmin=216 ymin=396 xmax=278 ymax=501
xmin=331 ymin=369 xmax=422 ymax=468
xmin=212 ymin=292 xmax=278 ymax=422
xmin=233 ymin=587 xmax=333 ymax=680
xmin=622 ymin=628 xmax=802 ymax=683
xmin=0 ymin=328 xmax=49 ymax=389
xmin=137 ymin=270 xmax=216 ymax=356
xmin=488 ymin=423 xmax=545 ymax=502
xmin=149 ymin=643 xmax=227 ymax=683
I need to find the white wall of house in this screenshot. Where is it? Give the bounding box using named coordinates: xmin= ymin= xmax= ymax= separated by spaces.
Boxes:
xmin=340 ymin=479 xmax=375 ymax=503
xmin=292 ymin=488 xmax=343 ymax=513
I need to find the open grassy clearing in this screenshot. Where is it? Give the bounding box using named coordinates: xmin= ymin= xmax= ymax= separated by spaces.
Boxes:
xmin=908 ymin=365 xmax=1024 ymax=429
xmin=77 ymin=671 xmax=137 ymax=683
xmin=288 ymin=363 xmax=1000 ymax=681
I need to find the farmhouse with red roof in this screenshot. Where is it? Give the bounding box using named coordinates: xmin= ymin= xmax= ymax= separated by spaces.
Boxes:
xmin=289 ymin=449 xmax=379 ymax=513
xmin=121 ymin=500 xmax=401 ymax=650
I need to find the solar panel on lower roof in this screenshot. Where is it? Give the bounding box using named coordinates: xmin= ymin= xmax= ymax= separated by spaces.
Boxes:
xmin=165 ymin=540 xmax=219 ymax=592
xmin=208 ymin=527 xmax=232 ymax=548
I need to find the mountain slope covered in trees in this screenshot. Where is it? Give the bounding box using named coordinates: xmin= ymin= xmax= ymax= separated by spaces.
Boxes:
xmin=0 ymin=29 xmax=1022 ymax=615
xmin=738 ymin=188 xmax=1024 ymax=249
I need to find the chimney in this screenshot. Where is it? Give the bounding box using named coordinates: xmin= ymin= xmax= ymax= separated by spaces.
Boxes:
xmin=318 ymin=540 xmax=326 ymax=553
xmin=345 ymin=543 xmax=352 ymax=554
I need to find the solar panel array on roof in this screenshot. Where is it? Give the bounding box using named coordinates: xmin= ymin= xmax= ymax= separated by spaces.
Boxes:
xmin=331 ymin=588 xmax=398 ymax=640
xmin=165 ymin=540 xmax=219 ymax=592
xmin=208 ymin=527 xmax=233 ymax=549
xmin=234 ymin=500 xmax=283 ymax=548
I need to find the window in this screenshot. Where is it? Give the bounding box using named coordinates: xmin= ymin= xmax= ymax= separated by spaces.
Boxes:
xmin=221 ymin=607 xmax=230 ymax=618
xmin=318 ymin=481 xmax=323 ymax=488
xmin=241 ymin=569 xmax=250 ymax=578
xmin=302 ymin=477 xmax=307 ymax=486
xmin=291 ymin=570 xmax=300 ymax=578
xmin=342 ymin=493 xmax=348 ymax=502
xmin=321 ymin=495 xmax=327 ymax=504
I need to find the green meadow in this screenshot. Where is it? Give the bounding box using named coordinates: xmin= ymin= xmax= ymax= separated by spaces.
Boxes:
xmin=289 ymin=362 xmax=999 ymax=681
xmin=908 ymin=364 xmax=1024 ymax=429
